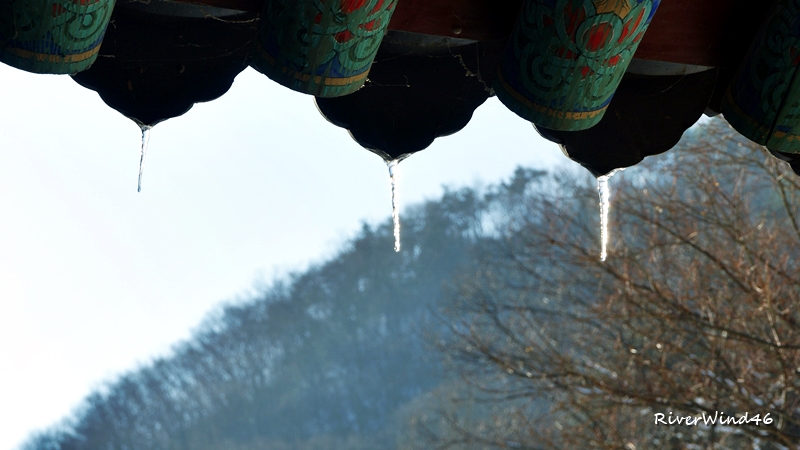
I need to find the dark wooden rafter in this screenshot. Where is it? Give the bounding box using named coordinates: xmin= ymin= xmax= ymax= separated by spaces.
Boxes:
xmin=166 ymin=0 xmax=522 ymax=40
xmin=386 ymin=0 xmax=522 ymax=41
xmin=167 ymin=0 xmax=263 ymax=12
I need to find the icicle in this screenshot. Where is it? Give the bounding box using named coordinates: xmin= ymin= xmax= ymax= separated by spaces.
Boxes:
xmin=597 ymin=168 xmax=625 ymax=262
xmin=387 ymin=159 xmax=401 ymax=252
xmin=137 ymin=125 xmax=152 ymax=193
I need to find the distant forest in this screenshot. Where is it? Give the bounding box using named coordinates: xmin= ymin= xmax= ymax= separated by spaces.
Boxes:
xmin=24 ymin=120 xmax=800 ymax=449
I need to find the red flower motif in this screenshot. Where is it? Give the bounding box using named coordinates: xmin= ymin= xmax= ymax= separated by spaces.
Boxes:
xmin=563 ymin=4 xmax=587 ymax=38
xmin=360 ymin=19 xmax=380 ymax=31
xmin=340 ymin=0 xmax=367 ymax=14
xmin=370 ymin=0 xmax=384 ymax=14
xmin=335 ymin=30 xmax=354 ymax=42
xmin=585 ymin=22 xmax=612 ymax=52
xmin=618 ymin=9 xmax=645 ymax=43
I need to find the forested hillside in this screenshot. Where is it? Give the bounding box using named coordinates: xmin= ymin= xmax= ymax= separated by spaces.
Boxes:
xmin=23 ymin=120 xmax=800 ymax=449
xmin=23 ymin=161 xmax=535 ymax=449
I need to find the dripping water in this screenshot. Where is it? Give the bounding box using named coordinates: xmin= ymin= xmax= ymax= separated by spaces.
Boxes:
xmin=387 ymin=159 xmax=401 ymax=252
xmin=137 ymin=125 xmax=152 ymax=193
xmin=597 ymin=168 xmax=625 ymax=262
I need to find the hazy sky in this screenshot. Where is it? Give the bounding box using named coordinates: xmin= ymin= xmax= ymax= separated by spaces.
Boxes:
xmin=0 ymin=63 xmax=567 ymax=449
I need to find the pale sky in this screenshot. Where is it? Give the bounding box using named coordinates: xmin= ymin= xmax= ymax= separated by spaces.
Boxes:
xmin=0 ymin=63 xmax=566 ymax=449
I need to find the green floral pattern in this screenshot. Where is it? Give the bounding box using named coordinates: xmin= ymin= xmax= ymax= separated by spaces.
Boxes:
xmin=495 ymin=0 xmax=659 ymax=131
xmin=0 ymin=0 xmax=114 ymax=74
xmin=723 ymin=0 xmax=800 ymax=154
xmin=252 ymin=0 xmax=396 ymax=98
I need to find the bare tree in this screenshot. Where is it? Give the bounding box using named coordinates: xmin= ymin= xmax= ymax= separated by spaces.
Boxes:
xmin=430 ymin=119 xmax=800 ymax=450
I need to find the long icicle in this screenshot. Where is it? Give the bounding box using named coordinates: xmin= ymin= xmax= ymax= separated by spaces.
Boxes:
xmin=597 ymin=168 xmax=624 ymax=262
xmin=387 ymin=159 xmax=401 ymax=252
xmin=137 ymin=125 xmax=152 ymax=193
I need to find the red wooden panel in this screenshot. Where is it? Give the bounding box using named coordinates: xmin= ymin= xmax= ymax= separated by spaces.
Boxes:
xmin=635 ymin=0 xmax=772 ymax=68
